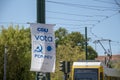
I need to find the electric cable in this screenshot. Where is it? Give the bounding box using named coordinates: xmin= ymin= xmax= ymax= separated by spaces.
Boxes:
xmin=47 ymin=17 xmax=100 ymax=22
xmin=47 ymin=10 xmax=108 ymax=17
xmin=46 ymin=0 xmax=119 ymax=11
xmin=94 ymin=0 xmax=116 ymax=4
xmin=114 ymin=0 xmax=120 ymax=7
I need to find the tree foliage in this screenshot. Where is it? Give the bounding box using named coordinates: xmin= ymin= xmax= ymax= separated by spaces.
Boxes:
xmin=0 ymin=25 xmax=35 ymax=80
xmin=66 ymin=32 xmax=85 ymax=47
xmin=111 ymin=61 xmax=120 ymax=71
xmin=55 ymin=27 xmax=68 ymax=47
xmin=87 ymin=46 xmax=98 ymax=60
xmin=0 ymin=26 xmax=98 ymax=80
xmin=52 ymin=27 xmax=97 ymax=80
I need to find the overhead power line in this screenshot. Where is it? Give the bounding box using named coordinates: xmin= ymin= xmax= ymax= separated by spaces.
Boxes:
xmin=47 ymin=10 xmax=107 ymax=17
xmin=114 ymin=0 xmax=120 ymax=7
xmin=0 ymin=22 xmax=32 ymax=25
xmin=111 ymin=41 xmax=120 ymax=46
xmin=92 ymin=12 xmax=119 ymax=27
xmin=51 ymin=23 xmax=94 ymax=27
xmin=89 ymin=12 xmax=119 ymax=39
xmin=46 ymin=0 xmax=119 ymax=11
xmin=94 ymin=0 xmax=117 ymax=4
xmin=98 ymin=12 xmax=119 ymax=23
xmin=47 ymin=17 xmax=100 ymax=22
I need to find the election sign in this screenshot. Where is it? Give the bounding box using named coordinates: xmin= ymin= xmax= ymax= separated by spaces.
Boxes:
xmin=30 ymin=23 xmax=56 ymax=72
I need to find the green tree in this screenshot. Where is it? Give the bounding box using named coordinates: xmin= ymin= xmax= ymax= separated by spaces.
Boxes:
xmin=87 ymin=46 xmax=98 ymax=60
xmin=66 ymin=32 xmax=85 ymax=47
xmin=52 ymin=27 xmax=97 ymax=80
xmin=55 ymin=28 xmax=97 ymax=60
xmin=0 ymin=26 xmax=98 ymax=80
xmin=0 ymin=25 xmax=35 ymax=80
xmin=112 ymin=61 xmax=120 ymax=71
xmin=55 ymin=27 xmax=68 ymax=47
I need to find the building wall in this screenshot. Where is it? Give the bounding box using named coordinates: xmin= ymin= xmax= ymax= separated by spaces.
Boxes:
xmin=95 ymin=54 xmax=120 ymax=61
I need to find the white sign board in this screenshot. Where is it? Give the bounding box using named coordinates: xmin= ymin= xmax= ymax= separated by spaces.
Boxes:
xmin=30 ymin=23 xmax=56 ymax=72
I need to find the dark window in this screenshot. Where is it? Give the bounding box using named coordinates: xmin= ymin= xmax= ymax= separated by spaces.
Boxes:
xmin=74 ymin=68 xmax=98 ymax=80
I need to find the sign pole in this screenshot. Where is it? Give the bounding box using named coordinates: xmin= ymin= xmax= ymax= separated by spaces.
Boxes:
xmin=85 ymin=27 xmax=88 ymax=60
xmin=3 ymin=45 xmax=7 ymax=80
xmin=36 ymin=0 xmax=50 ymax=80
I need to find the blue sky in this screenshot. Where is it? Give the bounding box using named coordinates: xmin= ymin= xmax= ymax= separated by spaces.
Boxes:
xmin=0 ymin=0 xmax=120 ymax=55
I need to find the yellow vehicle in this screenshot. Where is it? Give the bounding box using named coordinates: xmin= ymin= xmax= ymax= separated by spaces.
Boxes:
xmin=71 ymin=60 xmax=120 ymax=80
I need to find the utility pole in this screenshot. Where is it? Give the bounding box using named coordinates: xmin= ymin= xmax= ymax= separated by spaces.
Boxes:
xmin=37 ymin=0 xmax=45 ymax=23
xmin=3 ymin=45 xmax=7 ymax=80
xmin=36 ymin=0 xmax=50 ymax=80
xmin=85 ymin=27 xmax=88 ymax=60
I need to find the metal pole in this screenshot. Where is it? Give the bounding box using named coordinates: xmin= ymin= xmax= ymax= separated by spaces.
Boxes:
xmin=98 ymin=40 xmax=107 ymax=54
xmin=64 ymin=73 xmax=67 ymax=80
xmin=37 ymin=0 xmax=45 ymax=23
xmin=3 ymin=45 xmax=7 ymax=80
xmin=85 ymin=27 xmax=88 ymax=60
xmin=36 ymin=0 xmax=50 ymax=80
xmin=108 ymin=40 xmax=112 ymax=56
